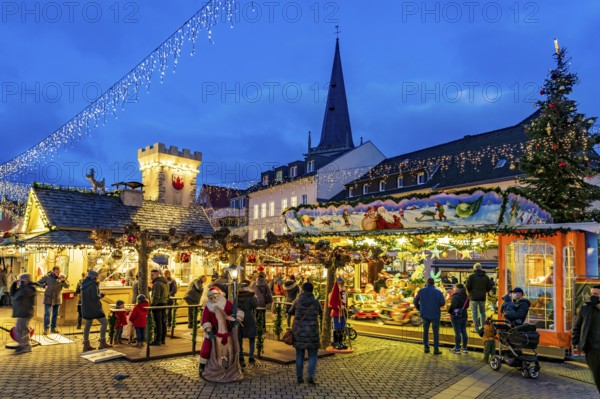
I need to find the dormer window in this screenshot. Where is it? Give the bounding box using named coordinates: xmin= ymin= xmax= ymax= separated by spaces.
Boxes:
xmin=262 ymin=175 xmax=269 ymax=186
xmin=276 ymin=170 xmax=283 ymax=182
xmin=397 ymin=176 xmax=404 ymax=188
xmin=417 ymin=172 xmax=426 ymax=185
xmin=290 ymin=166 xmax=298 ymax=178
xmin=307 ymin=160 xmax=315 ymax=173
xmin=348 ymin=186 xmax=354 ymax=197
xmin=363 ymin=184 xmax=369 ymax=195
xmin=379 ymin=180 xmax=386 ymax=192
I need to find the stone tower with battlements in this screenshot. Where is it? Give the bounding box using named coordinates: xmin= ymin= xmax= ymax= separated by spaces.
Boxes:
xmin=138 ymin=143 xmax=202 ymax=207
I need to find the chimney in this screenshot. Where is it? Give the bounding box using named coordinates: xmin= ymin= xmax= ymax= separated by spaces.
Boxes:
xmin=120 ymin=189 xmax=143 ymax=207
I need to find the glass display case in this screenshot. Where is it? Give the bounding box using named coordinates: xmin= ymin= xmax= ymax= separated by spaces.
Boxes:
xmin=506 ymin=240 xmax=555 ymax=331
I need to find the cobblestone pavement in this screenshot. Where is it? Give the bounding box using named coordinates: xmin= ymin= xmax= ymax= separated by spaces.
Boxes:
xmin=0 ymin=334 xmax=597 ymax=399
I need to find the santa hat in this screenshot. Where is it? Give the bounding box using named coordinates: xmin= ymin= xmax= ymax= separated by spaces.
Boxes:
xmin=207 ymin=286 xmax=223 ymax=297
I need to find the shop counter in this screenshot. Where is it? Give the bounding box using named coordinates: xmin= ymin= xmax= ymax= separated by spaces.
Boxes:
xmin=34 ymin=289 xmax=78 ymax=326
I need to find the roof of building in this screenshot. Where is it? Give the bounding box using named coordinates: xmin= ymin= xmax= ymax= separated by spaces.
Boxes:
xmin=341 ymin=111 xmax=541 ymax=199
xmin=197 ymin=184 xmax=245 ymax=209
xmin=311 ymin=38 xmax=354 ymax=156
xmin=30 ymin=186 xmax=214 ymax=235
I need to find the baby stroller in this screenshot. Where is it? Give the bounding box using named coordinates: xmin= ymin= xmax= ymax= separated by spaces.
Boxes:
xmin=489 ymin=320 xmax=541 ymax=379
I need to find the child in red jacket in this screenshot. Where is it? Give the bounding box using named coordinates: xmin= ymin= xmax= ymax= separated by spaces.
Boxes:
xmin=113 ymin=300 xmax=129 ymax=344
xmin=129 ymin=295 xmax=149 ymax=348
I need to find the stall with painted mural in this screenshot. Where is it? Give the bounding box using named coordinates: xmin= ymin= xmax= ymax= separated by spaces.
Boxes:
xmin=282 ymin=188 xmax=599 ymax=358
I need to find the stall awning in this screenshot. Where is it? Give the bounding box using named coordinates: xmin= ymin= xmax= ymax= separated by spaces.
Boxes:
xmin=516 ymin=222 xmax=600 ymax=234
xmin=432 ymin=260 xmax=497 ymax=270
xmin=2 ymin=230 xmax=95 ymax=247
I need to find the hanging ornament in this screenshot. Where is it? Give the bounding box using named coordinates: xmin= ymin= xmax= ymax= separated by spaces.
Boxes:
xmin=540 ymin=89 xmax=545 ymax=95
xmin=180 ymin=252 xmax=191 ymax=263
xmin=546 ymin=122 xmax=552 ymax=135
xmin=112 ymin=249 xmax=123 ymax=260
xmin=549 ymin=103 xmax=556 ymax=109
xmin=559 ymin=161 xmax=567 ymax=168
xmin=94 ymin=243 xmax=103 ymax=250
xmin=247 ymin=254 xmax=256 ymax=263
xmin=257 ymin=265 xmax=265 ymax=272
xmin=441 ymin=251 xmax=448 ymax=259
xmin=127 ymin=234 xmax=137 ymax=244
xmin=552 ymin=144 xmax=558 ymax=151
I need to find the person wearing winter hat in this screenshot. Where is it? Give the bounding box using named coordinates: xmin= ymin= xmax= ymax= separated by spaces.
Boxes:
xmin=284 ymin=275 xmax=300 ymax=327
xmin=113 ymin=300 xmax=128 ymax=344
xmin=81 ymin=269 xmax=111 ymax=352
xmin=328 ymin=277 xmax=348 ymax=350
xmin=129 ymin=294 xmax=149 ymax=348
xmin=251 ymin=271 xmax=272 ymax=330
xmin=199 ymin=286 xmax=244 ymax=381
xmin=237 ymin=279 xmax=258 ymax=367
xmin=289 ymin=282 xmax=322 ymax=384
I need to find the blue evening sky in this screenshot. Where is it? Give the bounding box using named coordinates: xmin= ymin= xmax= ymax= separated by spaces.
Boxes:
xmin=0 ymin=0 xmax=599 ymax=191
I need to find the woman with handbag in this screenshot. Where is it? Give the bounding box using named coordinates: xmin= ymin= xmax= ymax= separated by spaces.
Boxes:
xmin=288 ymin=282 xmax=322 ymax=384
xmin=448 ymin=283 xmax=469 ymax=354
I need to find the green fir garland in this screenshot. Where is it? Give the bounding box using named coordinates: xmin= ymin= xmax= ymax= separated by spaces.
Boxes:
xmin=146 ymin=310 xmax=155 ymax=344
xmin=256 ymin=310 xmax=265 ymax=357
xmin=274 ymin=303 xmax=283 ymax=339
xmin=108 ymin=312 xmax=117 ymax=344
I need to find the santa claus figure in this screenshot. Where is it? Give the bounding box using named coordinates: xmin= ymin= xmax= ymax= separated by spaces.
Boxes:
xmin=199 ymin=286 xmax=244 ymax=382
xmin=375 ymin=206 xmax=404 ymax=229
xmin=328 ymin=277 xmax=348 ymax=350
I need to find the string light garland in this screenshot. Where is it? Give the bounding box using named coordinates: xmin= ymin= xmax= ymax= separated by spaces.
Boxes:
xmin=0 ymin=0 xmax=237 ymax=199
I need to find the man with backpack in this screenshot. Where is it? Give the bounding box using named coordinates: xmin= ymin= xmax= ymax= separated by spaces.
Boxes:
xmin=466 ymin=263 xmax=493 ymax=333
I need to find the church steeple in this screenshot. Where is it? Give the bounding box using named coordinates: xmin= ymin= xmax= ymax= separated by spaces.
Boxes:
xmin=311 ymin=38 xmax=354 ymax=155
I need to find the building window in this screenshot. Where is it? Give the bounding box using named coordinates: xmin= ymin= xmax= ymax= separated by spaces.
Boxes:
xmin=230 ymin=199 xmax=237 ymax=209
xmin=276 ymin=170 xmax=283 ymax=182
xmin=379 ymin=181 xmax=385 ymax=192
xmin=281 ymin=198 xmax=288 ymax=211
xmin=261 ymin=229 xmax=266 ymax=239
xmin=240 ymin=198 xmax=246 ymax=208
xmin=495 ymin=159 xmax=507 ymax=168
xmin=262 ymin=175 xmax=269 ymax=186
xmin=363 ymin=184 xmax=369 ymax=195
xmin=253 ymin=230 xmax=258 ymax=240
xmin=417 ymin=172 xmax=426 ymax=185
xmin=253 ymin=204 xmax=259 ymax=220
xmin=261 ymin=203 xmax=267 ymax=218
xmin=307 ymin=160 xmax=315 ymax=173
xmin=269 ymin=201 xmax=275 ymax=217
xmin=291 ymin=196 xmax=297 ymax=207
xmin=506 ymin=240 xmax=556 ymax=331
xmin=397 ymin=176 xmax=403 ymax=188
xmin=301 ymin=194 xmax=308 ymax=205
xmin=290 ymin=166 xmax=297 ymax=178
xmin=348 ymin=187 xmax=353 ymax=197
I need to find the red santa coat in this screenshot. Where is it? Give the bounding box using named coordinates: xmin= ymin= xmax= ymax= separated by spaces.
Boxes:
xmin=200 ymin=297 xmax=236 ymax=362
xmin=128 ymin=300 xmax=149 ymax=328
xmin=328 ymin=283 xmax=347 ymax=318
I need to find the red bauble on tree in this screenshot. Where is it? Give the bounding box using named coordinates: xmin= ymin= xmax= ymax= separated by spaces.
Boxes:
xmin=549 ymin=103 xmax=556 ymax=109
xmin=180 ymin=252 xmax=191 ymax=263
xmin=247 ymin=254 xmax=256 ymax=263
xmin=127 ymin=234 xmax=137 ymax=244
xmin=559 ymin=161 xmax=567 ymax=168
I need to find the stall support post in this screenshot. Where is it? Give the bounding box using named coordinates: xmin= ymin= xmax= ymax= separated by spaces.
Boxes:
xmin=145 ymin=308 xmax=154 ymax=360
xmin=170 ymin=299 xmax=178 ymax=339
xmin=192 ymin=306 xmax=199 ymax=354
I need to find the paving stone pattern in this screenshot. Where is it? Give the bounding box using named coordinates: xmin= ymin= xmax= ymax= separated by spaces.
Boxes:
xmin=0 ymin=335 xmax=597 ymax=399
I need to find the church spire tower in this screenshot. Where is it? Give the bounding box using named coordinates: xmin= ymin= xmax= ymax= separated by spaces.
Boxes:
xmin=310 ymin=35 xmax=355 ymax=156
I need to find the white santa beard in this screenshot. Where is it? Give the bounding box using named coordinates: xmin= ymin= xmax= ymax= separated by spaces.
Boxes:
xmin=205 ymin=296 xmax=227 ymax=313
xmin=378 ymin=211 xmax=395 ymax=223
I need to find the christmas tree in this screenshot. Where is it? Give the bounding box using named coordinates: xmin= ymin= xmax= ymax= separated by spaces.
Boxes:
xmin=519 ymin=40 xmax=599 ymax=222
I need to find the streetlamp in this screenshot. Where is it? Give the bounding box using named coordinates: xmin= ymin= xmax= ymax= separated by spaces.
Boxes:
xmin=224 ymin=265 xmax=243 ymax=319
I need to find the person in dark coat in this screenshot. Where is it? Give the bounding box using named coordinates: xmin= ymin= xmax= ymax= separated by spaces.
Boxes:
xmin=447 ymin=283 xmax=469 ymax=354
xmin=74 ymin=273 xmax=86 ymax=329
xmin=503 ymin=287 xmax=531 ymax=327
xmin=573 ymin=285 xmax=600 ymax=394
xmin=414 ymin=277 xmax=445 ymax=354
xmin=237 ymin=280 xmax=258 ymax=367
xmin=252 ymin=272 xmax=273 ymax=330
xmin=81 ymin=270 xmax=111 ymax=351
xmin=284 ymin=275 xmax=299 ymax=327
xmin=164 ymin=269 xmax=178 ymax=328
xmin=37 ymin=266 xmax=70 ymax=334
xmin=184 ymin=275 xmax=206 ymax=328
xmin=149 ymin=269 xmax=169 ymax=346
xmin=465 ymin=263 xmax=493 ymax=332
xmin=289 ymin=282 xmax=322 ymax=384
xmin=11 ymin=273 xmax=36 ymax=354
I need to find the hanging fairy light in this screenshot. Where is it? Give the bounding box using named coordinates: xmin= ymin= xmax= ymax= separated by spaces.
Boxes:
xmin=0 ymin=0 xmax=237 ymax=198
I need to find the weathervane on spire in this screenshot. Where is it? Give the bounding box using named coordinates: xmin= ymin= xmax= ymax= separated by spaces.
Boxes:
xmin=335 ymin=25 xmax=341 ymax=39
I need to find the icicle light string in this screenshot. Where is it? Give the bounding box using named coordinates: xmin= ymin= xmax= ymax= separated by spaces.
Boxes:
xmin=0 ymin=0 xmax=237 ymax=197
